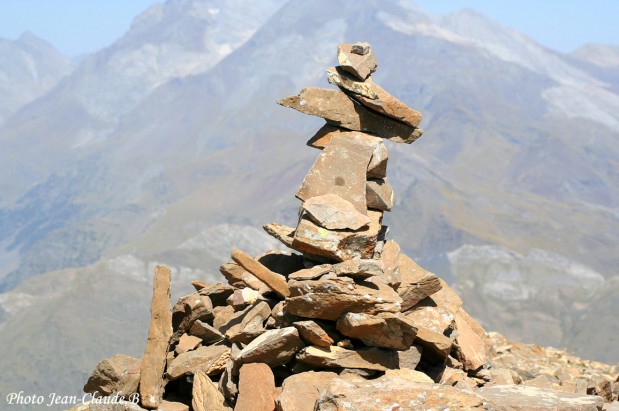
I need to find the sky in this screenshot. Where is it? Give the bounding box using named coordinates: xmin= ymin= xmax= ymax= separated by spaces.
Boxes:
xmin=0 ymin=0 xmax=617 ymax=57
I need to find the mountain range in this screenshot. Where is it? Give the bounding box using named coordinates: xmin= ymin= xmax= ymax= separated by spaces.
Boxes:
xmin=0 ymin=0 xmax=617 ymax=408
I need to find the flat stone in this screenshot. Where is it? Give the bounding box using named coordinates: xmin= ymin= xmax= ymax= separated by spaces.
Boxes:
xmin=175 ymin=334 xmax=202 ymax=355
xmin=293 ymin=320 xmax=335 ymax=347
xmin=315 ymin=377 xmax=490 ymax=410
xmin=225 ymin=301 xmax=271 ymax=344
xmin=286 ymin=275 xmax=402 ymax=321
xmin=171 ymin=293 xmax=213 ymax=344
xmin=191 ymin=280 xmax=210 ymax=291
xmin=192 ymin=371 xmax=232 ymax=411
xmin=453 ymin=308 xmax=488 ymax=371
xmin=291 ymin=211 xmax=382 ymax=262
xmin=307 ymin=126 xmax=388 ymax=178
xmin=349 ymin=77 xmax=423 ymax=127
xmin=440 ymin=368 xmax=479 ymax=391
xmin=380 ymin=240 xmax=401 ymax=289
xmin=263 ymin=223 xmax=295 ymax=248
xmin=158 ymin=401 xmax=189 ymax=411
xmin=336 ymin=312 xmax=417 ymax=350
xmin=219 ymin=262 xmax=270 ymax=292
xmin=406 ymin=279 xmax=462 ymax=334
xmin=397 ymin=345 xmax=423 ymax=370
xmin=332 ymin=258 xmax=384 ymax=278
xmin=302 ymin=194 xmax=370 ymax=230
xmin=226 ymin=288 xmax=262 ymax=309
xmin=366 ymin=178 xmax=394 ymax=211
xmin=414 ymin=326 xmax=454 ymax=359
xmin=288 ymin=264 xmax=332 ymax=281
xmin=235 ymin=363 xmax=277 ymax=411
xmin=278 ymin=88 xmax=423 ymax=144
xmin=337 ymin=43 xmax=377 ymax=80
xmin=478 ymin=385 xmax=605 ymax=410
xmin=397 ymin=253 xmax=442 ymax=311
xmin=140 ymin=265 xmax=173 ymax=409
xmin=197 ymin=282 xmax=234 ymax=306
xmin=276 ymin=371 xmax=339 ymax=411
xmin=83 ymin=354 xmax=141 ymax=397
xmin=166 ymin=345 xmax=230 ymax=380
xmin=297 ymin=135 xmax=373 ymax=214
xmin=189 ymin=320 xmax=224 ymax=344
xmin=232 ymin=248 xmax=290 ymax=298
xmin=351 ymin=42 xmax=371 ymax=55
xmin=326 ymin=66 xmax=377 ymax=99
xmin=296 ymin=345 xmax=397 ymax=371
xmin=233 ymin=327 xmax=304 ymax=367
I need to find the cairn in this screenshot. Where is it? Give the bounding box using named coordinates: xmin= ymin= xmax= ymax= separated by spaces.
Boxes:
xmin=77 ymin=43 xmax=617 ymax=411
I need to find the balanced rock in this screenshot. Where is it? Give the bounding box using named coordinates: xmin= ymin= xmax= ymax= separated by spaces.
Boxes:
xmin=302 ymin=194 xmax=370 ymax=230
xmin=337 ymin=43 xmax=377 ymax=80
xmin=351 ymin=42 xmax=371 ymax=55
xmin=326 ymin=66 xmax=377 ymax=99
xmin=263 ymin=223 xmax=295 ymax=248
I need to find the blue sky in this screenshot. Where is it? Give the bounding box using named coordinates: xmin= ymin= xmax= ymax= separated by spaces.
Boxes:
xmin=0 ymin=0 xmax=617 ymax=57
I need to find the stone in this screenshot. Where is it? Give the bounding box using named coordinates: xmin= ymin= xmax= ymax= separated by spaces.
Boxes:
xmin=337 ymin=43 xmax=377 ymax=80
xmin=314 ymin=377 xmax=490 ymax=410
xmin=171 ymin=293 xmax=213 ymax=344
xmin=607 ymin=402 xmax=619 ymax=411
xmin=397 ymin=345 xmax=423 ymax=370
xmin=158 ymin=401 xmax=189 ymax=411
xmin=366 ymin=178 xmax=394 ymax=211
xmin=414 ymin=326 xmax=454 ymax=359
xmin=189 ymin=320 xmax=224 ymax=344
xmin=488 ymin=368 xmax=521 ymax=385
xmin=192 ymin=371 xmax=232 ymax=411
xmin=268 ymin=301 xmax=298 ymax=328
xmin=406 ymin=279 xmax=462 ymax=334
xmin=219 ymin=352 xmax=240 ymax=404
xmin=231 ymin=248 xmax=290 ymax=298
xmin=233 ymin=327 xmax=304 ymax=367
xmin=225 ymin=301 xmax=271 ymax=343
xmin=296 ymin=345 xmax=397 ymax=371
xmin=351 ymin=42 xmax=371 ymax=55
xmin=331 ymin=258 xmax=383 ymax=278
xmin=293 ymin=320 xmax=335 ymax=347
xmin=291 ymin=211 xmax=382 ymax=262
xmin=191 ymin=280 xmax=209 ymax=291
xmin=219 ymin=263 xmax=249 ymax=288
xmin=263 ymin=223 xmax=295 ymax=248
xmin=175 ymin=334 xmax=202 ymax=355
xmin=278 ymin=88 xmax=423 ymax=144
xmin=198 ymin=283 xmax=235 ymax=306
xmin=288 ymin=264 xmax=332 ymax=281
xmin=276 ymin=371 xmax=338 ymax=411
xmin=297 ymin=135 xmax=373 ymax=214
xmin=523 ymin=374 xmax=561 ymax=390
xmin=307 ymin=126 xmax=388 ymax=178
xmin=235 ymin=363 xmax=277 ymax=411
xmin=380 ymin=240 xmax=401 ymax=289
xmin=348 ymin=77 xmax=423 ymax=127
xmin=166 ymin=345 xmax=230 ymax=380
xmin=302 ymin=194 xmax=370 ymax=230
xmin=226 ymin=288 xmax=262 ymax=309
xmin=336 ymin=312 xmax=417 ymax=350
xmin=384 ymin=368 xmax=434 ymax=383
xmin=286 ymin=275 xmax=402 ymax=321
xmin=140 ymin=265 xmax=173 ymax=409
xmin=212 ymin=305 xmax=236 ymax=330
xmin=398 ymin=253 xmax=442 ymax=311
xmin=453 ymin=308 xmax=488 ymax=371
xmin=326 ymin=66 xmax=377 ymax=99
xmin=83 ymin=354 xmax=141 ymax=397
xmin=478 ymin=385 xmax=605 ymax=410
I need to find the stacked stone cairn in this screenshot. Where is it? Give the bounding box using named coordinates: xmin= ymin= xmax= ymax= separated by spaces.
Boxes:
xmin=78 ymin=43 xmax=618 ymax=411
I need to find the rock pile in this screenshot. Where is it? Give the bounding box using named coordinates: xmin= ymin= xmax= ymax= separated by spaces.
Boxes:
xmin=74 ymin=43 xmax=618 ymax=411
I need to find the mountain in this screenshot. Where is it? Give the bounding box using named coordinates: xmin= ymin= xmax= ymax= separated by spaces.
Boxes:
xmin=0 ymin=0 xmax=618 ymax=407
xmin=0 ymin=32 xmax=73 ymax=127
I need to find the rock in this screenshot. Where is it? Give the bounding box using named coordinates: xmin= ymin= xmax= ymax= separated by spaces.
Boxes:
xmin=276 ymin=371 xmax=338 ymax=411
xmin=523 ymin=374 xmax=562 ymax=390
xmin=351 ymin=42 xmax=371 ymax=55
xmin=297 ymin=135 xmax=373 ymax=214
xmin=488 ymin=368 xmax=521 ymax=385
xmin=291 ymin=211 xmax=382 ymax=262
xmin=166 ymin=345 xmax=231 ymax=380
xmin=293 ymin=320 xmax=335 ymax=347
xmin=398 ymin=253 xmax=442 ymax=311
xmin=286 ymin=275 xmax=402 ymax=321
xmin=83 ymin=354 xmax=141 ymax=397
xmin=219 ymin=353 xmax=240 ymax=404
xmin=189 ymin=320 xmax=224 ymax=344
xmin=268 ymin=301 xmax=298 ymax=328
xmin=331 ymin=258 xmax=383 ymax=278
xmin=307 ymin=126 xmax=388 ymax=178
xmin=219 ymin=263 xmax=249 ymax=288
xmin=315 ymin=377 xmax=490 ymax=410
xmin=380 ymin=240 xmax=401 ymax=289
xmin=175 ymin=334 xmax=202 ymax=355
xmin=278 ymin=88 xmax=423 ymax=144
xmin=296 ymin=346 xmax=397 ymax=371
xmin=197 ymin=283 xmax=235 ymax=306
xmin=326 ymin=66 xmax=377 ymax=99
xmin=385 ymin=368 xmax=434 ymax=383
xmin=396 ymin=345 xmax=423 ymax=370
xmin=231 ymin=249 xmax=290 ymax=298
xmin=302 ymin=194 xmax=370 ymax=230
xmin=235 ymin=363 xmax=277 ymax=411
xmin=225 ymin=301 xmax=271 ymax=343
xmin=191 ymin=280 xmax=209 ymax=291
xmin=226 ymin=288 xmax=262 ymax=309
xmin=366 ymin=178 xmax=394 ymax=211
xmin=607 ymin=402 xmax=619 ymax=411
xmin=348 ymin=78 xmax=423 ymax=127
xmin=288 ymin=264 xmax=332 ymax=281
xmin=337 ymin=43 xmax=377 ymax=80
xmin=453 ymin=308 xmax=488 ymax=371
xmin=414 ymin=326 xmax=454 ymax=360
xmin=192 ymin=371 xmax=232 ymax=411
xmin=336 ymin=312 xmax=417 ymax=350
xmin=263 ymin=223 xmax=295 ymax=248
xmin=140 ymin=265 xmax=173 ymax=409
xmin=478 ymin=385 xmax=605 ymax=410
xmin=440 ymin=367 xmax=479 ymax=391
xmin=171 ymin=293 xmax=213 ymax=344
xmin=212 ymin=305 xmax=236 ymax=330
xmin=158 ymin=401 xmax=189 ymax=411
xmin=233 ymin=327 xmax=304 ymax=367
xmin=406 ymin=279 xmax=462 ymax=335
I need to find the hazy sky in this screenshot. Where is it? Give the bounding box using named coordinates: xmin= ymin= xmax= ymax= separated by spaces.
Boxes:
xmin=0 ymin=0 xmax=617 ymax=57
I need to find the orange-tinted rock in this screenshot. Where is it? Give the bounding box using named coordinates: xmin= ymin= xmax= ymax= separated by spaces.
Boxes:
xmin=293 ymin=320 xmax=335 ymax=347
xmin=380 ymin=240 xmax=401 ymax=289
xmin=233 ymin=327 xmax=304 ymax=367
xmin=336 ymin=312 xmax=417 ymax=350
xmin=158 ymin=401 xmax=189 ymax=411
xmin=326 ymin=66 xmax=377 ymax=99
xmin=189 ymin=320 xmax=224 ymax=344
xmin=263 ymin=223 xmax=295 ymax=248
xmin=337 ymin=43 xmax=377 ymax=80
xmin=192 ymin=371 xmax=231 ymax=411
xmin=231 ymin=249 xmax=290 ymax=298
xmin=397 ymin=254 xmax=442 ymax=311
xmin=225 ymin=301 xmax=271 ymax=344
xmin=166 ymin=345 xmax=230 ymax=380
xmin=175 ymin=334 xmax=202 ymax=355
xmin=302 ymin=194 xmax=370 ymax=230
xmin=235 ymin=363 xmax=277 ymax=411
xmin=366 ymin=178 xmax=394 ymax=211
xmin=276 ymin=371 xmax=339 ymax=411
xmin=478 ymin=385 xmax=604 ymax=410
xmin=296 ymin=345 xmax=397 ymax=371
xmin=83 ymin=354 xmax=141 ymax=397
xmin=453 ymin=308 xmax=488 ymax=371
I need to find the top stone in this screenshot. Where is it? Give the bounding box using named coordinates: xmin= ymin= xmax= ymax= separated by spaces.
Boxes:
xmin=351 ymin=42 xmax=371 ymax=55
xmin=337 ymin=43 xmax=377 ymax=80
